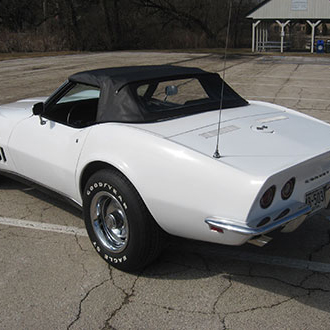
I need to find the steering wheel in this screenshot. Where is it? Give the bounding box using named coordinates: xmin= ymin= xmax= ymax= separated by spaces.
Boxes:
xmin=66 ymin=104 xmax=80 ymax=126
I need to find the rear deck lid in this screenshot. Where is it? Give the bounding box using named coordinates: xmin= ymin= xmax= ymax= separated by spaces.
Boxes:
xmin=131 ymin=101 xmax=330 ymax=176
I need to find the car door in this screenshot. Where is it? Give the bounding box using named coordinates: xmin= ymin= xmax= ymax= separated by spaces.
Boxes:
xmin=8 ymin=82 xmax=100 ymax=202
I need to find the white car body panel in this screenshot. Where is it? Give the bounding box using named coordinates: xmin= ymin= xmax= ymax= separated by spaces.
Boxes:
xmin=77 ymin=123 xmax=260 ymax=244
xmin=0 ymin=98 xmax=46 ymax=145
xmin=9 ymin=116 xmax=91 ymax=202
xmin=1 ymin=96 xmax=330 ymax=246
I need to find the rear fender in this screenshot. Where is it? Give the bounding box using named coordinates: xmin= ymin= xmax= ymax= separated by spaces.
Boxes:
xmin=76 ymin=124 xmax=261 ymax=240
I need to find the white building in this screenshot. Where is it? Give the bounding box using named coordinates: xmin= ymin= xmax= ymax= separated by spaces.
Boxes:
xmin=247 ymin=0 xmax=330 ymax=53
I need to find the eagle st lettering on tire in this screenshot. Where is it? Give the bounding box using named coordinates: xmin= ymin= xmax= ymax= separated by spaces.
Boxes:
xmin=83 ymin=169 xmax=164 ymax=272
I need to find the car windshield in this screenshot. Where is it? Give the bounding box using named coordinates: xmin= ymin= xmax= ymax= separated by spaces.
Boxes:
xmin=131 ymin=75 xmax=247 ymax=115
xmin=58 ymin=84 xmax=100 ymax=104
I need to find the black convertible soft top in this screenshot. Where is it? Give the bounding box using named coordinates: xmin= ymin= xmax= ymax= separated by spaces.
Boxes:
xmin=68 ymin=65 xmax=247 ymax=123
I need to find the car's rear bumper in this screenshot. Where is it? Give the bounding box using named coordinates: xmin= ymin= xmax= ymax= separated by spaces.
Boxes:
xmin=205 ymin=203 xmax=311 ymax=237
xmin=204 ymin=199 xmax=327 ymax=246
xmin=205 ymin=184 xmax=330 ymax=245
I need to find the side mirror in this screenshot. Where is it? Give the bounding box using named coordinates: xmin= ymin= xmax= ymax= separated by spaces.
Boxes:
xmin=32 ymin=102 xmax=45 ymax=116
xmin=164 ymin=85 xmax=178 ymax=102
xmin=165 ymin=85 xmax=178 ymax=97
xmin=32 ymin=102 xmax=46 ymax=125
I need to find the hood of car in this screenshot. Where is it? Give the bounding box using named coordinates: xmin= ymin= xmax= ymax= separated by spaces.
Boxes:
xmin=0 ymin=97 xmax=48 ymax=145
xmin=0 ymin=97 xmax=47 ymax=120
xmin=131 ymin=101 xmax=330 ymax=175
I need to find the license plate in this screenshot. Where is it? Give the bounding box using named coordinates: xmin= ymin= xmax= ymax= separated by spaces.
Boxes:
xmin=305 ymin=186 xmax=326 ymax=213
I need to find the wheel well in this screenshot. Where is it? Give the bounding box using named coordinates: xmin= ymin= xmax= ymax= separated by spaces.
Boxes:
xmin=80 ymin=161 xmax=121 ymax=197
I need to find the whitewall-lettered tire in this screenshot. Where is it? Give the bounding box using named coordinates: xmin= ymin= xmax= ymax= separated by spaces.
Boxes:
xmin=83 ymin=169 xmax=165 ymax=271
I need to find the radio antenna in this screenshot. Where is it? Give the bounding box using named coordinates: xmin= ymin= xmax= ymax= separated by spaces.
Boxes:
xmin=213 ymin=0 xmax=232 ymax=159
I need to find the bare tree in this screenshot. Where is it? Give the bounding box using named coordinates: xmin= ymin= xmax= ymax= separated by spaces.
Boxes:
xmin=0 ymin=0 xmax=260 ymax=51
xmin=133 ymin=0 xmax=218 ymax=42
xmin=99 ymin=0 xmax=122 ymax=49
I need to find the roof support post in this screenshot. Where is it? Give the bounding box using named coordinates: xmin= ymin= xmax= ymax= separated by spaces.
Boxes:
xmin=252 ymin=20 xmax=261 ymax=52
xmin=307 ymin=20 xmax=322 ymax=53
xmin=262 ymin=22 xmax=266 ymax=51
xmin=256 ymin=24 xmax=260 ymax=51
xmin=276 ymin=20 xmax=290 ymax=53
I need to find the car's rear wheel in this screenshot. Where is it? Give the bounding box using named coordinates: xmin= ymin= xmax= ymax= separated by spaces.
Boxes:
xmin=83 ymin=169 xmax=165 ymax=272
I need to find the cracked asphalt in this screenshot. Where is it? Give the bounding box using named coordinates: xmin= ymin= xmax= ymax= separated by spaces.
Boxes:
xmin=1 ymin=52 xmax=330 ymax=329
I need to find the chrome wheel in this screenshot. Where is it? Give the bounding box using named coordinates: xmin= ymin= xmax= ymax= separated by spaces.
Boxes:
xmin=90 ymin=191 xmax=129 ymax=253
xmin=84 ymin=169 xmax=165 ymax=271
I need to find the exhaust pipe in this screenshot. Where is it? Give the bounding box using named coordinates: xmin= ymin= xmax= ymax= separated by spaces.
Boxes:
xmin=248 ymin=235 xmax=272 ymax=247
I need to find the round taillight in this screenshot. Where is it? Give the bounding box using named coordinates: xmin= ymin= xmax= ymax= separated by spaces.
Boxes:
xmin=281 ymin=178 xmax=295 ymax=200
xmin=260 ymin=185 xmax=276 ymax=209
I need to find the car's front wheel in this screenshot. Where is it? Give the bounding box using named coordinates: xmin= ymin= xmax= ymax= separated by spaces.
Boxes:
xmin=83 ymin=169 xmax=165 ymax=272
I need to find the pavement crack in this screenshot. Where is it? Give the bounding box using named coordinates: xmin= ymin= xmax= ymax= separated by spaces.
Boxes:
xmin=299 ymin=271 xmax=330 ymax=292
xmin=110 ymin=273 xmax=232 ymax=321
xmin=212 ymin=275 xmax=233 ymax=314
xmin=20 ymin=208 xmax=34 ymax=220
xmin=38 ymin=205 xmax=54 ymax=220
xmin=274 ymin=64 xmax=299 ymax=100
xmin=139 ymin=301 xmax=214 ymax=316
xmin=221 ymin=294 xmax=305 ymax=326
xmin=214 ymin=271 xmax=310 ymax=328
xmin=294 ymin=87 xmax=304 ymax=109
xmin=102 ymin=267 xmax=140 ymax=329
xmin=67 ymin=278 xmax=110 ymax=330
xmin=216 ymin=269 xmax=330 ymax=325
xmin=74 ymin=233 xmax=88 ymax=252
xmin=236 ymin=272 xmax=310 ymax=292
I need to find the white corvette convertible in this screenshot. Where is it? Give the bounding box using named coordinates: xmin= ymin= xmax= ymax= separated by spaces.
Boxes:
xmin=1 ymin=65 xmax=330 ymax=271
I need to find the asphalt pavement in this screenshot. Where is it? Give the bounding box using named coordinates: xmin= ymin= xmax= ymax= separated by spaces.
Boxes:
xmin=1 ymin=51 xmax=330 ymax=329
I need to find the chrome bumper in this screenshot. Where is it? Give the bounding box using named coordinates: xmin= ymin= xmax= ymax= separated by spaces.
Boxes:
xmin=205 ymin=203 xmax=311 ymax=237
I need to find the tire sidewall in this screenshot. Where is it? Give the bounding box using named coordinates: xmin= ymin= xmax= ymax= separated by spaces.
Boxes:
xmin=83 ymin=171 xmax=145 ymax=270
